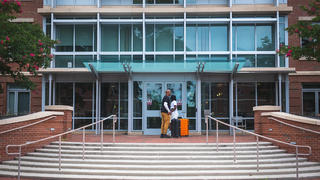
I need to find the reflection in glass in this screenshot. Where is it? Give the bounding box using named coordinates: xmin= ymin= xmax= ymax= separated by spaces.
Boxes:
xmin=256 ymin=25 xmax=274 ymax=51
xmin=55 ymin=55 xmax=73 ymax=68
xmin=56 ymin=25 xmax=73 ymax=52
xmin=211 ymin=83 xmax=229 ymax=117
xmin=75 ymin=83 xmax=93 ymax=117
xmin=175 ymin=24 xmax=184 ymax=51
xmin=120 ymin=24 xmax=131 ymax=51
xmin=235 ymin=25 xmax=255 ymax=51
xmin=133 ymin=24 xmax=143 ymax=51
xmin=237 ymin=55 xmax=255 ymax=67
xmin=187 ymin=81 xmax=196 ymax=118
xmin=211 ymin=25 xmax=228 ymax=51
xmin=167 ymin=83 xmax=182 ymax=110
xmin=186 ymin=25 xmax=196 ymax=51
xmin=257 ymin=55 xmax=275 ymax=67
xmin=75 ymin=55 xmax=94 ymax=68
xmin=146 ymin=24 xmax=154 ymax=51
xmin=134 ymin=81 xmax=143 ymax=117
xmin=101 ymin=24 xmax=118 ymax=51
xmin=147 ymin=117 xmax=161 ymax=128
xmin=257 ymin=82 xmax=276 ymax=106
xmin=237 ymin=83 xmax=255 ymax=117
xmin=156 ymin=24 xmax=173 ymax=51
xmin=17 ymin=92 xmax=30 ymax=115
xmin=198 ymin=25 xmax=209 ymax=51
xmin=146 ymin=83 xmax=162 ymax=110
xmin=55 ymin=83 xmax=73 ymax=106
xmin=303 ymin=92 xmax=315 ymax=117
xmin=75 ymin=25 xmax=94 ymax=52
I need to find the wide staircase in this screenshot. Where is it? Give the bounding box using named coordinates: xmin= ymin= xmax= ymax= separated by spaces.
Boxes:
xmin=1 ymin=141 xmax=320 ymax=179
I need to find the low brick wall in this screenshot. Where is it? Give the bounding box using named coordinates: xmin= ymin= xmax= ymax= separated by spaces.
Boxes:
xmin=0 ymin=105 xmax=73 ymax=162
xmin=254 ymin=106 xmax=320 ymax=162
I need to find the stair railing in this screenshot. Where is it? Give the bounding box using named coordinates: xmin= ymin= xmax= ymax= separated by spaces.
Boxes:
xmin=0 ymin=116 xmax=56 ymax=135
xmin=6 ymin=114 xmax=117 ymax=180
xmin=206 ymin=115 xmax=312 ymax=180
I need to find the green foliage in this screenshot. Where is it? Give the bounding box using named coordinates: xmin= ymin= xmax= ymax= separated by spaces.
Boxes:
xmin=0 ymin=0 xmax=56 ymax=91
xmin=278 ymin=0 xmax=320 ymax=61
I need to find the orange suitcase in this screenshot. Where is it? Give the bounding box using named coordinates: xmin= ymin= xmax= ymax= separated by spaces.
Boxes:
xmin=179 ymin=118 xmax=189 ymax=136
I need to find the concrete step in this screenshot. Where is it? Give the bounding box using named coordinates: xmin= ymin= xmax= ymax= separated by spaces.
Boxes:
xmin=44 ymin=144 xmax=279 ymax=151
xmin=16 ymin=156 xmax=309 ymax=165
xmin=50 ymin=141 xmax=273 ymax=147
xmin=1 ymin=170 xmax=320 ymax=180
xmin=26 ymin=152 xmax=297 ymax=160
xmin=3 ymin=160 xmax=319 ymax=171
xmin=0 ymin=164 xmax=319 ymax=176
xmin=35 ymin=148 xmax=286 ymax=156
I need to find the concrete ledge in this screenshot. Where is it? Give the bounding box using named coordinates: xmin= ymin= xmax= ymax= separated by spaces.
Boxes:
xmin=45 ymin=105 xmax=74 ymax=111
xmin=262 ymin=112 xmax=320 ymax=126
xmin=289 ymin=71 xmax=320 ymax=76
xmin=0 ymin=111 xmax=64 ymax=125
xmin=253 ymin=106 xmax=281 ymax=111
xmin=39 ymin=68 xmax=89 ymax=73
xmin=240 ymin=67 xmax=296 ymax=73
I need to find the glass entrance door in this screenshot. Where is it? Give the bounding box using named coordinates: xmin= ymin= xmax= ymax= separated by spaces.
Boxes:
xmin=143 ymin=82 xmax=186 ymax=135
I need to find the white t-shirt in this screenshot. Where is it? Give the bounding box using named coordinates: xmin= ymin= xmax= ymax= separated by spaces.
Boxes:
xmin=170 ymin=100 xmax=179 ymax=120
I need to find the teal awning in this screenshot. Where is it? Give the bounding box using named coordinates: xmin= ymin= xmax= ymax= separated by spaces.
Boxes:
xmin=84 ymin=60 xmax=245 ymax=74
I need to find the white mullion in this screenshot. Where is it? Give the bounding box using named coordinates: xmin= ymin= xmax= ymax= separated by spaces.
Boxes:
xmin=209 ymin=23 xmax=211 ymax=53
xmin=278 ymin=74 xmax=282 ymax=111
xmin=118 ymin=24 xmax=121 ymax=57
xmin=72 ymin=82 xmax=75 ymax=129
xmin=276 ymin=11 xmax=280 ymax=67
xmin=131 ymin=24 xmax=133 ymax=53
xmin=48 ymin=74 xmax=52 ymax=105
xmin=184 ymin=12 xmax=186 ymax=61
xmin=52 ymin=80 xmax=56 ymax=105
xmin=118 ymin=82 xmax=121 ymax=130
xmin=14 ymin=92 xmax=18 ymax=115
xmin=143 ymin=13 xmax=146 ymax=61
xmin=153 ymin=23 xmax=156 ymax=56
xmin=229 ymin=12 xmax=233 ymax=60
xmin=92 ymin=82 xmax=95 ymax=130
xmin=73 ymin=24 xmax=76 ymax=67
xmin=275 ymin=81 xmax=279 ymax=106
xmin=41 ymin=76 xmax=46 ymax=111
xmin=255 ymin=82 xmax=258 ymax=106
xmin=51 ymin=13 xmax=54 ymax=68
xmin=285 ymin=74 xmax=289 ymax=112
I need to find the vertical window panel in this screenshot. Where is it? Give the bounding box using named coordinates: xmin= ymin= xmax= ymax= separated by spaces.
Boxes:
xmin=174 ymin=24 xmax=184 ymax=51
xmin=256 ymin=25 xmax=275 ymax=51
xmin=146 ymin=24 xmax=154 ymax=51
xmin=75 ymin=25 xmax=93 ymax=52
xmin=211 ymin=25 xmax=228 ymax=51
xmin=186 ymin=25 xmax=196 ymax=51
xmin=120 ymin=24 xmax=132 ymax=52
xmin=101 ymin=24 xmax=119 ymax=51
xmin=55 ymin=55 xmax=73 ymax=68
xmin=55 ymin=83 xmax=73 ymax=106
xmin=198 ymin=25 xmax=209 ymax=51
xmin=133 ymin=24 xmax=143 ymax=51
xmin=236 ymin=25 xmax=255 ymax=51
xmin=257 ymin=82 xmax=276 ymax=106
xmin=75 ymin=83 xmax=93 ymax=117
xmin=56 ymin=25 xmax=73 ymax=52
xmin=156 ymin=24 xmax=173 ymax=51
xmin=257 ymin=54 xmax=275 ymax=67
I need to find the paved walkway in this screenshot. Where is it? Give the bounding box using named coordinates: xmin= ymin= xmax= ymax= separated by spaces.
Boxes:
xmin=66 ymin=134 xmax=256 ymax=143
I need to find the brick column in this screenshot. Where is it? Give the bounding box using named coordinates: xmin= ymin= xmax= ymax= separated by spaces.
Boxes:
xmin=253 ymin=106 xmax=281 ymax=134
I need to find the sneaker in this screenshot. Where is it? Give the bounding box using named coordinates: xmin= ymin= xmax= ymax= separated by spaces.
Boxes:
xmin=163 ymin=135 xmax=171 ymax=138
xmin=160 ymin=134 xmax=164 ymax=138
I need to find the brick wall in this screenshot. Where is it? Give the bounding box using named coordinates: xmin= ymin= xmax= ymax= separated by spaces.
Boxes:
xmin=0 ymin=105 xmax=72 ymax=162
xmin=254 ymin=106 xmax=320 ymax=162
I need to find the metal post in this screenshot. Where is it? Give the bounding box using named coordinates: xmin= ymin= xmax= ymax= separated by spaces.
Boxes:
xmin=101 ymin=119 xmax=103 ymax=151
xmin=18 ymin=146 xmax=21 ymax=180
xmin=233 ymin=127 xmax=236 ymax=164
xmin=256 ymin=136 xmax=259 ymax=172
xmin=58 ymin=136 xmax=61 ymax=170
xmin=206 ymin=116 xmax=208 ymax=144
xmin=113 ymin=116 xmax=116 ymax=143
xmin=216 ymin=121 xmax=219 ymax=152
xmin=82 ymin=128 xmax=85 ymax=160
xmin=296 ymin=146 xmax=299 ymax=179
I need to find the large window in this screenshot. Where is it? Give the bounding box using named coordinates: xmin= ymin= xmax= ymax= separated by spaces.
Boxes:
xmin=257 ymin=82 xmax=276 ymax=106
xmin=7 ymin=84 xmax=30 ymax=116
xmin=302 ymin=84 xmax=320 ymax=117
xmin=233 ymin=24 xmax=275 ymax=51
xmin=101 ymin=24 xmax=142 ymax=52
xmin=236 ymin=83 xmax=255 ymax=117
xmin=55 ymin=55 xmax=95 ymax=68
xmin=146 ymin=24 xmax=183 ymax=52
xmin=187 ymin=24 xmax=229 ymax=52
xmin=56 ymin=24 xmax=96 ymax=52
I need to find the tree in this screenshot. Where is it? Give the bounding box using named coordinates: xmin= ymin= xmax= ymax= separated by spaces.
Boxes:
xmin=278 ymin=0 xmax=320 ymax=61
xmin=0 ymin=0 xmax=56 ymax=92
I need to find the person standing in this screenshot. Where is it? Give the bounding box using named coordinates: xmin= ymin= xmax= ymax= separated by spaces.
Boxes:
xmin=160 ymin=89 xmax=171 ymax=138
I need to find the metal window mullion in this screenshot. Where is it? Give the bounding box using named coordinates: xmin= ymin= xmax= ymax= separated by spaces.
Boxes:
xmin=235 ymin=82 xmax=238 ymax=117
xmin=97 ymin=13 xmax=101 ymax=60
xmin=315 ymin=92 xmax=319 ymax=116
xmin=154 ymin=23 xmax=156 ymax=53
xmin=14 ymin=91 xmax=18 ymax=115
xmin=48 ymin=74 xmax=52 ymax=105
xmin=285 ymin=75 xmax=290 ymax=112
xmin=230 ymin=12 xmax=233 ymax=60
xmin=279 ymin=74 xmax=282 ymax=111
xmin=51 ymin=13 xmax=54 ymax=68
xmin=276 ymin=11 xmax=280 ymax=67
xmin=131 ymin=24 xmax=133 ymax=53
xmin=143 ymin=13 xmax=146 ymax=61
xmin=173 ymin=24 xmax=175 ymax=56
xmin=275 ymin=81 xmax=279 ymax=106
xmin=41 ymin=76 xmax=46 ymax=111
xmin=209 ymin=24 xmax=211 ymax=53
xmin=118 ymin=24 xmax=121 ymax=54
xmin=92 ymin=82 xmax=95 ymax=130
xmin=118 ymin=82 xmax=121 ymax=130
xmin=229 ymin=78 xmax=234 ymax=134
xmin=52 ymin=80 xmax=56 ymax=105
xmin=184 ymin=12 xmax=186 ymax=61
xmin=95 ymin=79 xmax=99 ymax=133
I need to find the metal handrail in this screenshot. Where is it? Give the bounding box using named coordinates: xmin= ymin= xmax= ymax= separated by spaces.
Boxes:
xmin=268 ymin=117 xmax=320 ymax=135
xmin=6 ymin=114 xmax=117 ymax=180
xmin=206 ymin=115 xmax=312 ymax=180
xmin=0 ymin=116 xmax=56 ymax=135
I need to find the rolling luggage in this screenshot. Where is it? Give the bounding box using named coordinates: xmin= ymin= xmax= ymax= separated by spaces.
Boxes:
xmin=180 ymin=118 xmax=189 ymax=136
xmin=170 ymin=119 xmax=180 ymax=138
